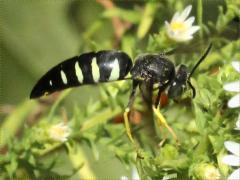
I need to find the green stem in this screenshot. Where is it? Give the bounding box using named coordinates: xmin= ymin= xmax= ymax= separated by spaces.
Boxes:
xmin=36 ymin=143 xmax=62 ymax=157
xmin=197 ymin=0 xmax=203 ymax=39
xmin=66 ymin=143 xmax=97 ymax=179
xmin=80 ymin=106 xmax=122 ymax=132
xmin=48 ymin=89 xmax=72 ymax=121
xmin=137 ymin=1 xmax=158 ymax=39
xmin=195 ymin=134 xmax=209 ymax=157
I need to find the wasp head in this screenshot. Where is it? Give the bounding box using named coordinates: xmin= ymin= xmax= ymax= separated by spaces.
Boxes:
xmin=167 ymin=65 xmax=188 ymax=99
xmin=168 ymin=43 xmax=212 ymax=100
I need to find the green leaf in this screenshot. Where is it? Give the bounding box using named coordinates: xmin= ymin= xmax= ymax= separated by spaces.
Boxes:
xmin=121 ymin=35 xmax=136 ymax=59
xmin=159 ymin=144 xmax=179 ymax=160
xmin=48 ymin=89 xmax=72 ymax=121
xmin=5 ymin=153 xmax=18 ymax=178
xmin=102 ymin=7 xmax=141 ymax=23
xmin=137 ymin=2 xmax=158 ymax=39
xmin=194 ymin=104 xmax=208 ymax=133
xmin=197 ymin=0 xmax=203 ymax=38
xmin=66 ymin=143 xmax=96 ymax=178
xmin=80 ymin=106 xmax=122 ymax=132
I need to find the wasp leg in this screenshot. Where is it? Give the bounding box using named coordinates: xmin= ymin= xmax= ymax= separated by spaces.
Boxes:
xmin=152 ymin=106 xmax=180 ymax=144
xmin=154 ymin=85 xmax=168 ymax=108
xmin=154 ymin=88 xmax=163 ymax=108
xmin=124 ymin=108 xmax=134 ymax=143
xmin=139 ymin=81 xmax=154 ymax=110
xmin=124 ymin=80 xmax=139 ymax=143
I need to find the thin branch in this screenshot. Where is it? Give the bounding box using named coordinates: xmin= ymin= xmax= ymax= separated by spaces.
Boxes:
xmin=96 ymin=0 xmax=132 ymax=45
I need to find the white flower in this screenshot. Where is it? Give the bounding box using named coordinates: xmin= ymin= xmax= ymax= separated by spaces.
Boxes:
xmin=195 ymin=163 xmax=221 ymax=180
xmin=163 ymin=173 xmax=177 ymax=180
xmin=165 ymin=5 xmax=200 ymax=42
xmin=235 ymin=114 xmax=240 ymax=130
xmin=120 ymin=167 xmax=140 ymax=180
xmin=222 ymin=141 xmax=240 ymax=180
xmin=204 ymin=166 xmax=221 ymax=180
xmin=223 ymin=61 xmax=240 ymax=108
xmin=49 ymin=122 xmax=71 ymax=142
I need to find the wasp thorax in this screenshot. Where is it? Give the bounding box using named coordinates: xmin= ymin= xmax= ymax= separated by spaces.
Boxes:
xmin=130 ymin=54 xmax=175 ymax=84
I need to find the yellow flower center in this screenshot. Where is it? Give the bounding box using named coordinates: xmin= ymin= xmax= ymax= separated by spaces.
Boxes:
xmin=52 ymin=127 xmax=66 ymax=137
xmin=204 ymin=168 xmax=220 ymax=180
xmin=170 ymin=21 xmax=186 ymax=31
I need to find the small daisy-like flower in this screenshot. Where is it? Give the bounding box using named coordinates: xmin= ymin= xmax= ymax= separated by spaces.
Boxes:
xmin=163 ymin=173 xmax=177 ymax=180
xmin=223 ymin=61 xmax=240 ymax=108
xmin=165 ymin=5 xmax=200 ymax=42
xmin=49 ymin=122 xmax=71 ymax=142
xmin=204 ymin=165 xmax=221 ymax=180
xmin=222 ymin=141 xmax=240 ymax=180
xmin=120 ymin=167 xmax=140 ymax=180
xmin=194 ymin=163 xmax=221 ymax=180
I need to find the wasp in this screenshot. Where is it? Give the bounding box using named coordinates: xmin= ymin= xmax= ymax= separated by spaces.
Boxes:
xmin=30 ymin=43 xmax=212 ymax=142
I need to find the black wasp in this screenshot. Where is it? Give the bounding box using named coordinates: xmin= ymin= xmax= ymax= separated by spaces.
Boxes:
xmin=30 ymin=44 xmax=212 ymax=141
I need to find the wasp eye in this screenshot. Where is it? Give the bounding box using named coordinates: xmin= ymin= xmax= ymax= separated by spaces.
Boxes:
xmin=168 ymin=81 xmax=185 ymax=99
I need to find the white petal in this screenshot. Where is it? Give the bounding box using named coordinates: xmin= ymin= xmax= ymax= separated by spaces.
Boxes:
xmin=185 ymin=16 xmax=195 ymax=27
xmin=179 ymin=5 xmax=192 ymax=21
xmin=236 ymin=115 xmax=240 ymax=130
xmin=235 ymin=127 xmax=240 ymax=131
xmin=227 ymin=168 xmax=240 ymax=180
xmin=131 ymin=168 xmax=140 ymax=180
xmin=222 ymin=155 xmax=240 ymax=166
xmin=180 ymin=36 xmax=193 ymax=41
xmin=175 ymin=35 xmax=193 ymax=42
xmin=187 ymin=26 xmax=200 ymax=35
xmin=163 ymin=173 xmax=178 ymax=180
xmin=228 ymin=94 xmax=240 ymax=108
xmin=166 ymin=29 xmax=178 ymax=40
xmin=170 ymin=35 xmax=190 ymax=42
xmin=177 ymin=27 xmax=199 ymax=39
xmin=232 ymin=61 xmax=240 ymax=73
xmin=60 ymin=137 xmax=67 ymax=142
xmin=120 ymin=176 xmax=129 ymax=180
xmin=165 ymin=21 xmax=171 ymax=31
xmin=224 ymin=141 xmax=240 ymax=156
xmin=171 ymin=12 xmax=180 ymax=22
xmin=224 ymin=81 xmax=240 ymax=92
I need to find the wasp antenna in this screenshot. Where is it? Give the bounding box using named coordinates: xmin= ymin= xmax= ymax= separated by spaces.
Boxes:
xmin=187 ymin=80 xmax=196 ymax=98
xmin=189 ymin=43 xmax=213 ymax=78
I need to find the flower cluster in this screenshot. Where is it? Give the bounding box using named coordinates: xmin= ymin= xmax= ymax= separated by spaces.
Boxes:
xmin=223 ymin=61 xmax=240 ymax=108
xmin=48 ymin=122 xmax=71 ymax=142
xmin=222 ymin=141 xmax=240 ymax=180
xmin=222 ymin=60 xmax=240 ymax=180
xmin=121 ymin=167 xmax=140 ymax=180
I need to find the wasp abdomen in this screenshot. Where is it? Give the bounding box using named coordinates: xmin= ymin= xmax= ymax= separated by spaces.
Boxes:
xmin=30 ymin=50 xmax=132 ymax=99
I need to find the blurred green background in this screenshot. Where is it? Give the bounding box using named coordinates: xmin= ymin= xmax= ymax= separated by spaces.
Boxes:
xmin=2 ymin=0 xmax=236 ymax=104
xmin=1 ymin=0 xmax=240 ymax=179
xmin=2 ymin=0 xmax=103 ymax=105
xmin=2 ymin=0 xmax=129 ymax=178
xmin=2 ymin=0 xmax=234 ymax=105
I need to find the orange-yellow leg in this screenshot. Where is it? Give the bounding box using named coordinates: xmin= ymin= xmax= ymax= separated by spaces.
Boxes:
xmin=123 ymin=107 xmax=135 ymax=143
xmin=152 ymin=106 xmax=179 ymax=144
